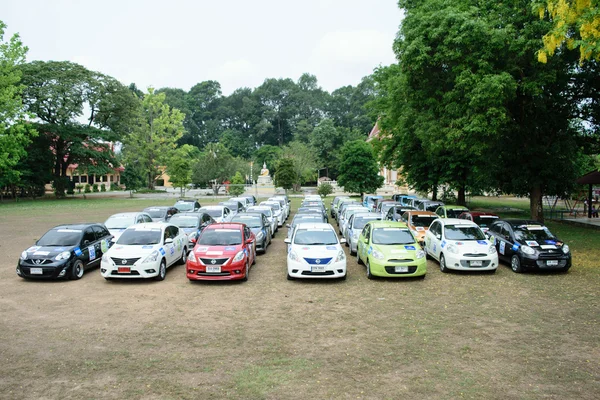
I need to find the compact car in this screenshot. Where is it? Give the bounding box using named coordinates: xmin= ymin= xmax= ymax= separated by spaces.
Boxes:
xmin=104 ymin=212 xmax=153 ymax=242
xmin=346 ymin=212 xmax=381 ymax=255
xmin=458 ymin=211 xmax=499 ymax=233
xmin=231 ymin=213 xmax=272 ymax=253
xmin=143 ymin=206 xmax=179 ymax=222
xmin=434 ymin=205 xmax=470 ymax=219
xmin=174 ymin=199 xmax=202 ymax=212
xmin=198 ymin=206 xmax=233 ymax=223
xmin=168 ymin=212 xmax=215 ymax=245
xmin=402 ymin=211 xmax=439 ymax=245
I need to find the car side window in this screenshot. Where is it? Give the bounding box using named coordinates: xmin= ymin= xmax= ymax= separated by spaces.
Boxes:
xmin=93 ymin=225 xmax=108 ymax=240
xmin=170 ymin=226 xmax=179 ymax=238
xmin=401 ymin=212 xmax=408 ymax=222
xmin=82 ymin=228 xmax=96 ymax=245
xmin=501 ymin=224 xmax=512 ymax=240
xmin=244 ymin=227 xmax=251 ymax=240
xmin=430 ymin=221 xmax=440 ymax=237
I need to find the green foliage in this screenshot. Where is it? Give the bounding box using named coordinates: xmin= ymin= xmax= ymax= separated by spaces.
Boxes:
xmin=317 ymin=183 xmax=333 ymax=198
xmin=166 ymin=144 xmax=197 ymax=196
xmin=92 ymin=184 xmax=99 ymax=192
xmin=122 ymin=88 xmax=185 ymax=189
xmin=121 ymin=162 xmax=145 ymax=197
xmin=274 ymin=158 xmax=296 ymax=191
xmin=100 ymin=184 xmax=106 ymax=192
xmin=282 ymin=141 xmax=317 ymax=190
xmin=229 ymin=171 xmax=246 ymax=196
xmin=337 ymin=141 xmax=383 ymax=196
xmin=84 ymin=184 xmax=91 ymax=193
xmin=253 ymin=145 xmax=282 ymax=176
xmin=192 ymin=143 xmax=243 ymax=195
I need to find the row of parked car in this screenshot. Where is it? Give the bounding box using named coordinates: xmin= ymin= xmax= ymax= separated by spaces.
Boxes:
xmin=16 ymin=194 xmax=292 ymax=281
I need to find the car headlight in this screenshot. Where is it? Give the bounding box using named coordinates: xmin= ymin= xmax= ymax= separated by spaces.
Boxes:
xmin=372 ymin=249 xmax=385 ymax=260
xmin=55 ymin=251 xmax=71 ymax=261
xmin=102 ymin=254 xmax=110 ymax=262
xmin=142 ymin=250 xmax=159 ymax=263
xmin=256 ymin=232 xmax=264 ymax=241
xmin=188 ymin=252 xmax=198 ymax=263
xmin=335 ymin=249 xmax=345 ymax=262
xmin=446 ymin=244 xmax=459 ymax=254
xmin=488 ymin=245 xmax=497 ymax=254
xmin=188 ymin=231 xmax=198 ymax=240
xmin=562 ymin=244 xmax=570 ymax=254
xmin=288 ymin=250 xmax=300 ymax=262
xmin=416 ymin=250 xmax=425 ymax=259
xmin=233 ymin=250 xmax=245 ymax=262
xmin=20 ymin=251 xmax=28 ymax=260
xmin=520 ymin=245 xmax=535 ymax=255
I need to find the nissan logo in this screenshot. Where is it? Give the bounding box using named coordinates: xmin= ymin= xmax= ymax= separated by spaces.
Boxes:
xmin=211 ymin=259 xmax=217 ymax=265
xmin=122 ymin=259 xmax=127 ymax=265
xmin=315 ymin=259 xmax=321 ymax=264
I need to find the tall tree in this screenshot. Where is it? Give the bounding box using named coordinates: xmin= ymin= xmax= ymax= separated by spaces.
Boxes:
xmin=187 ymin=80 xmax=224 ymax=148
xmin=192 ymin=143 xmax=240 ymax=195
xmin=337 ymin=140 xmax=384 ymax=198
xmin=0 ymin=21 xmax=36 ymax=193
xmin=309 ymin=119 xmax=344 ymax=178
xmin=122 ymin=88 xmax=185 ymax=189
xmin=274 ymin=157 xmax=296 ymax=192
xmin=282 ymin=141 xmax=317 ymax=191
xmin=254 ymin=78 xmax=298 ymax=146
xmin=166 ymin=144 xmax=198 ymax=196
xmin=19 ymin=60 xmax=138 ymax=197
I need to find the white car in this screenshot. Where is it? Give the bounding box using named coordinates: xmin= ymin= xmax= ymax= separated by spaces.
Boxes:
xmin=247 ymin=206 xmax=277 ymax=237
xmin=284 ymin=223 xmax=346 ymax=280
xmin=339 ymin=206 xmax=369 ymax=235
xmin=230 ymin=197 xmax=252 ymax=210
xmin=103 ymin=212 xmax=153 ymax=242
xmin=304 ymin=195 xmax=321 ymax=202
xmin=100 ymin=222 xmax=188 ymax=280
xmin=424 ymin=218 xmax=498 ymax=273
xmin=268 ymin=197 xmax=289 ymax=220
xmin=260 ymin=201 xmax=284 ymax=227
xmin=198 ymin=206 xmax=233 ymax=223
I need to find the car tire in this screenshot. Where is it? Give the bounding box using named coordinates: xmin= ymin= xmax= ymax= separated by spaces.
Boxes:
xmin=70 ymin=259 xmax=85 ymax=280
xmin=366 ymin=260 xmax=375 ymax=280
xmin=242 ymin=261 xmax=249 ymax=282
xmin=155 ymin=259 xmax=167 ymax=281
xmin=177 ymin=248 xmax=186 ymax=265
xmin=340 ymin=273 xmax=347 ymax=281
xmin=262 ymin=239 xmax=268 ymax=254
xmin=440 ymin=254 xmax=449 ymax=273
xmin=511 ymin=255 xmax=523 ymax=273
xmin=287 ymin=273 xmax=295 ymax=281
xmin=357 ymin=251 xmax=363 ymax=265
xmin=423 ymin=244 xmax=431 ymax=260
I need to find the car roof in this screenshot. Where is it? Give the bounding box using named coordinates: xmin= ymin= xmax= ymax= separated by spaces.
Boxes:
xmin=173 ymin=213 xmax=202 ymax=218
xmin=405 ymin=211 xmax=437 ymax=216
xmin=367 ymin=220 xmax=409 ymax=228
xmin=144 ymin=206 xmax=172 ymax=210
xmin=442 ymin=205 xmax=469 ymax=209
xmin=201 ymin=205 xmax=226 ymax=209
xmin=176 ymin=199 xmax=197 ymax=203
xmin=294 ymin=222 xmax=333 ymax=230
xmin=353 ymin=212 xmax=380 ymax=218
xmin=467 ymin=211 xmax=499 ymax=217
xmin=440 ymin=218 xmax=477 ymax=225
xmin=51 ymin=223 xmax=100 ymax=230
xmin=205 ymin=223 xmax=244 ymax=230
xmin=107 ymin=212 xmax=144 ymax=218
xmin=503 ymin=219 xmax=545 ymax=227
xmin=127 ymin=222 xmax=169 ymax=230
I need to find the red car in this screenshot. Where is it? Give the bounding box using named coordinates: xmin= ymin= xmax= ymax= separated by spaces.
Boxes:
xmin=458 ymin=211 xmax=499 ymax=233
xmin=186 ymin=223 xmax=256 ymax=281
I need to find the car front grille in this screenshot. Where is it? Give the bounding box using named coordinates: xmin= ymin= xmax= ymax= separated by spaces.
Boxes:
xmin=25 ymin=259 xmax=54 ymax=265
xmin=387 ymin=259 xmax=414 ymax=263
xmin=303 ymin=257 xmax=333 ymax=265
xmin=301 ymin=270 xmax=335 ymax=276
xmin=197 ymin=271 xmax=231 ymax=276
xmin=111 ymin=257 xmax=141 ymax=266
xmin=462 ymin=253 xmax=488 ymax=257
xmin=459 ymin=260 xmax=491 ymax=268
xmin=536 ymin=260 xmax=567 ymax=269
xmin=110 ymin=270 xmax=141 ymax=276
xmin=199 ymin=258 xmax=229 ymax=265
xmin=384 ymin=266 xmax=418 ymax=274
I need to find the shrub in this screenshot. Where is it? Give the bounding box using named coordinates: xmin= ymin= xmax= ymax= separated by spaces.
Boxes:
xmin=84 ymin=184 xmax=91 ymax=193
xmin=317 ymin=183 xmax=333 ymax=198
xmin=75 ymin=184 xmax=83 ymax=193
xmin=100 ymin=184 xmax=106 ymax=192
xmin=92 ymin=184 xmax=99 ymax=192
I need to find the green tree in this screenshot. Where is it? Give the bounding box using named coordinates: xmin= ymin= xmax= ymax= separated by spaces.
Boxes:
xmin=337 ymin=140 xmax=383 ymax=198
xmin=309 ymin=119 xmax=344 ymax=178
xmin=317 ymin=183 xmax=333 ymax=198
xmin=166 ymin=144 xmax=197 ymax=197
xmin=252 ymin=145 xmax=282 ymax=176
xmin=192 ymin=143 xmax=240 ymax=195
xmin=229 ymin=171 xmax=246 ymax=196
xmin=254 ymin=78 xmax=298 ymax=146
xmin=274 ymin=157 xmax=296 ymax=192
xmin=19 ymin=60 xmax=138 ymax=197
xmin=121 ymin=162 xmax=145 ymax=198
xmin=122 ymin=88 xmax=185 ymax=189
xmin=282 ymin=141 xmax=317 ymax=191
xmin=0 ymin=21 xmax=36 ymax=193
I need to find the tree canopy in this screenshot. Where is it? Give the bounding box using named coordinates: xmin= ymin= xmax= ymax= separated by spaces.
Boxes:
xmin=337 ymin=140 xmax=384 ymax=197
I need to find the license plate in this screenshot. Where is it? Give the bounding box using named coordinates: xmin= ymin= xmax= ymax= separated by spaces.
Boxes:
xmin=118 ymin=267 xmax=130 ymax=273
xmin=395 ymin=266 xmax=409 ymax=273
xmin=470 ymin=260 xmax=483 ymax=267
xmin=311 ymin=266 xmax=326 ymax=273
xmin=30 ymin=267 xmax=43 ymax=275
xmin=207 ymin=266 xmax=221 ymax=273
xmin=547 ymin=260 xmax=559 ymax=266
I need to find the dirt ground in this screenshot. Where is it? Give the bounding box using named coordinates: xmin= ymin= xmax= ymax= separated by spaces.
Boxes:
xmin=0 ymin=197 xmax=598 ymax=399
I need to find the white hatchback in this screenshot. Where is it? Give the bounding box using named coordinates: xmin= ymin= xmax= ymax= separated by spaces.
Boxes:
xmin=100 ymin=223 xmax=188 ymax=280
xmin=424 ymin=218 xmax=498 ymax=273
xmin=284 ymin=223 xmax=346 ymax=280
xmin=198 ymin=206 xmax=233 ymax=223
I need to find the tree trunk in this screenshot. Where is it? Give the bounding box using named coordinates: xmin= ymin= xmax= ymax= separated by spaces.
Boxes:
xmin=530 ymin=185 xmax=544 ymax=223
xmin=457 ymin=184 xmax=466 ymax=206
xmin=431 ymin=182 xmax=438 ymax=201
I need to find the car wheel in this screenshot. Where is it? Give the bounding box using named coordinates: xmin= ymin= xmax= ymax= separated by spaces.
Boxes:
xmin=366 ymin=260 xmax=375 ymax=280
xmin=287 ymin=273 xmax=295 ymax=281
xmin=440 ymin=254 xmax=449 ymax=273
xmin=262 ymin=239 xmax=268 ymax=254
xmin=242 ymin=261 xmax=249 ymax=282
xmin=423 ymin=244 xmax=431 ymax=260
xmin=340 ymin=273 xmax=347 ymax=281
xmin=511 ymin=255 xmax=523 ymax=273
xmin=155 ymin=259 xmax=166 ymax=281
xmin=177 ymin=248 xmax=186 ymax=265
xmin=70 ymin=259 xmax=85 ymax=280
xmin=357 ymin=251 xmax=363 ymax=265
xmin=349 ymin=244 xmax=356 ymax=256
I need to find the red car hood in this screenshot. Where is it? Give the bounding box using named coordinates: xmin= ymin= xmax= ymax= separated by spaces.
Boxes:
xmin=193 ymin=245 xmax=242 ymax=257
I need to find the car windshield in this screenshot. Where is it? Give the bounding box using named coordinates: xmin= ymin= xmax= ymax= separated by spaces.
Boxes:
xmin=292 ymin=217 xmax=324 ymax=226
xmin=262 ymin=202 xmax=281 ymax=211
xmin=169 ymin=215 xmax=199 ymax=228
xmin=381 ymin=203 xmax=398 ymax=212
xmin=411 ymin=215 xmax=438 ymax=228
xmin=117 ymin=228 xmax=162 ymax=245
xmin=145 ymin=209 xmax=166 ymax=218
xmin=220 ymin=202 xmax=239 ymax=212
xmin=446 ymin=209 xmax=468 ymax=218
xmin=198 ymin=229 xmax=242 ymax=246
xmin=444 ymin=225 xmax=485 ymax=240
xmin=104 ymin=216 xmax=135 ymax=229
xmin=248 ymin=208 xmax=272 ymax=217
xmin=37 ymin=228 xmax=82 ymax=246
xmin=514 ymin=225 xmax=555 ymax=242
xmin=231 ymin=216 xmax=262 ymax=228
xmin=199 ymin=208 xmax=223 ymax=217
xmin=473 ymin=216 xmax=499 ymax=227
xmin=293 ymin=229 xmax=338 ymax=245
xmin=175 ymin=202 xmax=194 ymax=211
xmin=372 ymin=228 xmax=415 ymax=245
xmin=425 ymin=204 xmax=441 ymax=212
xmin=353 ymin=217 xmax=380 ymax=230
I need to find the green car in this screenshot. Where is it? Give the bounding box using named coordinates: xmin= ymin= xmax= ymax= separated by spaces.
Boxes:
xmin=356 ymin=220 xmax=427 ymax=279
xmin=434 ymin=205 xmax=469 ymax=219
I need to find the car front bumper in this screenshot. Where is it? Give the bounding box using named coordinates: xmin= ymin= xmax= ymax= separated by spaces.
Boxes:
xmin=17 ymin=260 xmax=72 ymax=279
xmin=443 ymin=253 xmax=498 ymax=271
xmin=186 ymin=258 xmax=247 ymax=281
xmin=287 ymin=259 xmax=346 ymax=279
xmin=100 ymin=259 xmax=160 ymax=279
xmin=519 ymin=253 xmax=571 ymax=270
xmin=369 ymin=257 xmax=427 ymax=278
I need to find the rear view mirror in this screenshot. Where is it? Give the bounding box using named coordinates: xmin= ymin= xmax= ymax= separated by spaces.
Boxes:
xmin=165 ymin=238 xmax=174 ymax=244
xmin=436 ymin=234 xmax=442 ymax=241
xmin=340 ymin=238 xmax=346 ymax=244
xmin=284 ymin=238 xmax=291 ymax=244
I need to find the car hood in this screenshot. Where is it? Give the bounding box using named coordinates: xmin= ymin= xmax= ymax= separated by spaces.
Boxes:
xmin=250 ymin=227 xmax=263 ymax=236
xmin=193 ymin=245 xmax=242 ymax=257
xmin=514 ymin=239 xmax=566 ymax=253
xmin=292 ymin=244 xmax=341 ymax=264
xmin=108 ymin=228 xmax=127 ymax=241
xmin=107 ymin=243 xmax=163 ymax=258
xmin=442 ymin=239 xmax=492 ymax=254
xmin=23 ymin=244 xmax=78 ymax=259
xmin=373 ymin=243 xmax=420 ymax=258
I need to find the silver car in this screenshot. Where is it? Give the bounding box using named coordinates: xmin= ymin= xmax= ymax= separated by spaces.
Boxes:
xmin=346 ymin=212 xmax=381 ymax=255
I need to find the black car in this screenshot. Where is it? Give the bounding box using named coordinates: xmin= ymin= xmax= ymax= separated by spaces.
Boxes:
xmin=487 ymin=219 xmax=572 ymax=273
xmin=17 ymin=223 xmax=113 ymax=280
xmin=174 ymin=199 xmax=201 ymax=212
xmin=385 ymin=206 xmax=416 ymax=221
xmin=231 ymin=212 xmax=272 ymax=253
xmin=168 ymin=212 xmax=215 ymax=245
xmin=143 ymin=206 xmax=179 ymax=222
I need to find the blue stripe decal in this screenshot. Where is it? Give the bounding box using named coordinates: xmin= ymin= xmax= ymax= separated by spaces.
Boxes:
xmin=303 ymin=257 xmax=333 ymax=265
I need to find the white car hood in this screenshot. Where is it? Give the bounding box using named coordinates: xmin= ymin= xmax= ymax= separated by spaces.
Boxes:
xmin=108 ymin=228 xmax=128 ymax=241
xmin=444 ymin=239 xmax=491 ymax=254
xmin=292 ymin=244 xmax=341 ymax=264
xmin=107 ymin=243 xmax=164 ymax=259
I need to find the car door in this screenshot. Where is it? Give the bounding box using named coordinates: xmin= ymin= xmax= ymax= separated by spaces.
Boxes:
xmin=93 ymin=225 xmax=111 ymax=260
xmin=244 ymin=226 xmax=255 ymax=262
xmin=80 ymin=227 xmax=98 ymax=268
xmin=358 ymin=224 xmax=370 ymax=261
xmin=426 ymin=221 xmax=442 ymax=260
xmin=163 ymin=226 xmax=177 ymax=265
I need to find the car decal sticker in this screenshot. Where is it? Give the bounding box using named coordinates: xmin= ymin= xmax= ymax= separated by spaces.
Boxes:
xmin=101 ymin=239 xmax=109 ymax=253
xmin=159 ymin=247 xmax=166 ymax=256
xmin=206 ymin=251 xmax=223 ymax=256
xmin=115 ymin=246 xmax=124 ymax=250
xmin=526 ymin=241 xmax=539 ymax=247
xmin=404 ymin=245 xmax=416 ymax=250
xmin=170 ymin=246 xmax=175 ymax=255
xmin=88 ymin=246 xmax=96 ymax=260
xmin=545 ymin=240 xmax=557 ymax=245
xmin=368 ymin=246 xmax=372 ymax=255
xmin=476 ymin=240 xmax=487 ymax=245
xmin=433 ymin=243 xmax=437 ymax=252
xmin=33 ymin=251 xmax=50 ymax=256
xmin=415 ymin=227 xmax=425 ymax=231
xmin=142 ymin=245 xmax=153 ymax=249
xmin=225 ymin=246 xmax=236 ymax=251
xmin=326 ymin=246 xmax=337 ymax=250
xmin=27 ymin=246 xmax=41 ymax=252
xmin=197 ymin=247 xmax=208 ymax=252
xmin=499 ymin=241 xmax=505 ymax=255
xmin=74 ymin=247 xmax=82 ymax=256
xmin=441 ymin=240 xmax=446 ymax=248
xmin=540 ymin=245 xmax=557 ymax=250
xmin=391 ymin=249 xmax=407 ymax=254
xmin=54 ymin=247 xmax=66 ymax=252
xmin=512 ymin=243 xmax=520 ymax=251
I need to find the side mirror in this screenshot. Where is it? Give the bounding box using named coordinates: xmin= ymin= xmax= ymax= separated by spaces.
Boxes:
xmin=286 ymin=224 xmax=291 ymax=228
xmin=363 ymin=238 xmax=369 ymax=243
xmin=436 ymin=234 xmax=442 ymax=241
xmin=165 ymin=238 xmax=174 ymax=244
xmin=284 ymin=238 xmax=291 ymax=244
xmin=340 ymin=238 xmax=347 ymax=244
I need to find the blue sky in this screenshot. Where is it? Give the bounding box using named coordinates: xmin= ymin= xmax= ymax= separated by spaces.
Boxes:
xmin=4 ymin=0 xmax=402 ymax=94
